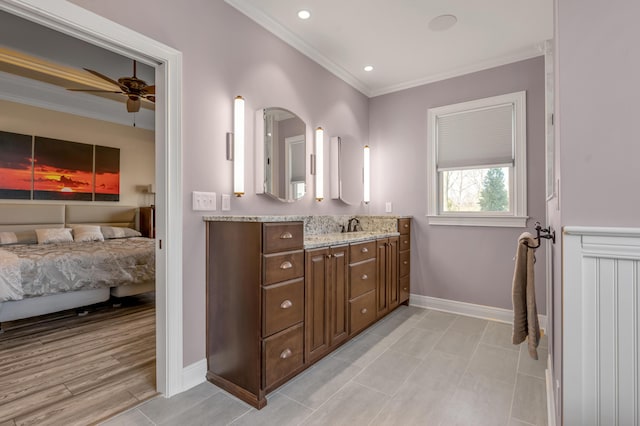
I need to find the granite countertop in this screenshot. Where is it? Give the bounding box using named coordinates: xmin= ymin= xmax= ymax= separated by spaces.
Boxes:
xmin=202 ymin=215 xmax=306 ymax=222
xmin=304 ymin=231 xmax=400 ymax=249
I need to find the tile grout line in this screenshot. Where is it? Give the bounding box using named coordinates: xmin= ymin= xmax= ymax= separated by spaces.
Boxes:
xmin=435 ymin=319 xmax=488 ymax=426
xmin=508 ymin=340 xmax=524 ymax=423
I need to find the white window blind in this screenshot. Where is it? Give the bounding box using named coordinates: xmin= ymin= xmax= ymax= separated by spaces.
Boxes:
xmin=437 ymin=103 xmax=514 ymax=170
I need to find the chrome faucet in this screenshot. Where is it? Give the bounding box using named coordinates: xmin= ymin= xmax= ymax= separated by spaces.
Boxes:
xmin=347 ymin=217 xmax=361 ymax=232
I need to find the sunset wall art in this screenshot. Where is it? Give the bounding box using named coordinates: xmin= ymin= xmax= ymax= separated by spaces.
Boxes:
xmin=0 ymin=130 xmax=120 ymax=201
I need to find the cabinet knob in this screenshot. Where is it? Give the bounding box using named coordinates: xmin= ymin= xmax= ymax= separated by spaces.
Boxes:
xmin=280 ymin=261 xmax=293 ymax=270
xmin=403 ymin=261 xmax=408 ymax=265
xmin=403 ymin=287 xmax=409 ymax=291
xmin=361 ymin=308 xmax=368 ymax=314
xmin=280 ymin=299 xmax=293 ymax=309
xmin=280 ymin=348 xmax=293 ymax=359
xmin=404 ymin=224 xmax=409 ymax=228
xmin=361 ymin=274 xmax=368 ymax=280
xmin=280 ymin=231 xmax=293 ymax=239
xmin=361 ymin=247 xmax=368 ymax=253
xmin=404 ymin=240 xmax=408 ymax=245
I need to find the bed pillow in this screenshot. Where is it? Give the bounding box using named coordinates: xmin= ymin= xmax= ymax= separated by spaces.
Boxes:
xmin=0 ymin=230 xmax=38 ymax=245
xmin=35 ymin=228 xmax=73 ymax=244
xmin=100 ymin=226 xmax=142 ymax=239
xmin=71 ymin=225 xmax=105 ymax=242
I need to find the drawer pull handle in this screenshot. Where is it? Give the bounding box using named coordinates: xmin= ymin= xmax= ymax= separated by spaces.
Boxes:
xmin=280 ymin=261 xmax=293 ymax=270
xmin=361 ymin=308 xmax=368 ymax=314
xmin=280 ymin=348 xmax=293 ymax=359
xmin=280 ymin=231 xmax=293 ymax=239
xmin=280 ymin=299 xmax=293 ymax=309
xmin=361 ymin=247 xmax=368 ymax=253
xmin=403 ymin=261 xmax=409 ymax=265
xmin=361 ymin=274 xmax=368 ymax=280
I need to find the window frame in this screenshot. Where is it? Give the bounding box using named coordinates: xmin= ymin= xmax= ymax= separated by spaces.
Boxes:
xmin=427 ymin=91 xmax=528 ymax=227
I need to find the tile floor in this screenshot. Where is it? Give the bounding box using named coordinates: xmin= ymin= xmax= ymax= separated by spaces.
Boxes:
xmin=102 ymin=306 xmax=548 ymax=426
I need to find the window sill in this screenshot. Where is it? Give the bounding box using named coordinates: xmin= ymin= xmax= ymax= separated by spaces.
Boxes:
xmin=427 ymin=215 xmax=528 ymax=228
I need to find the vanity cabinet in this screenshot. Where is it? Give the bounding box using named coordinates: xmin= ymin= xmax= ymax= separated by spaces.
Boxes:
xmin=376 ymin=236 xmax=399 ymax=318
xmin=305 ymin=245 xmax=349 ymax=364
xmin=348 ymin=240 xmax=377 ymax=335
xmin=398 ymin=218 xmax=411 ymax=304
xmin=206 ymin=220 xmax=305 ymax=409
xmin=205 ymin=216 xmax=411 ymax=409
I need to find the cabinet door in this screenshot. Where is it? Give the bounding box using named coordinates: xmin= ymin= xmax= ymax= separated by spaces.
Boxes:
xmin=376 ymin=239 xmax=389 ymax=318
xmin=305 ymin=248 xmax=330 ymax=363
xmin=387 ymin=236 xmax=400 ymax=311
xmin=329 ymin=245 xmax=349 ymax=348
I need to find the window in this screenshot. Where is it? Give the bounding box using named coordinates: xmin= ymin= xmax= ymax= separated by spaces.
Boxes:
xmin=427 ymin=91 xmax=527 ymax=227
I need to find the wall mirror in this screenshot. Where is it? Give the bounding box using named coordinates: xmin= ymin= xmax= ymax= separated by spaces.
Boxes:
xmin=330 ymin=136 xmax=363 ymax=205
xmin=255 ymin=107 xmax=306 ymax=202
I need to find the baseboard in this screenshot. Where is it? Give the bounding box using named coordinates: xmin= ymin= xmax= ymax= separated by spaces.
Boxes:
xmin=546 ymin=354 xmax=557 ymax=426
xmin=181 ymin=358 xmax=207 ymax=392
xmin=409 ymin=294 xmax=547 ymax=331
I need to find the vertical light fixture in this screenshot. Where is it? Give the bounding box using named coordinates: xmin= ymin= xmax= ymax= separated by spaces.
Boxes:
xmin=233 ymin=96 xmax=245 ymax=197
xmin=363 ymin=145 xmax=370 ymax=204
xmin=315 ymin=127 xmax=324 ymax=201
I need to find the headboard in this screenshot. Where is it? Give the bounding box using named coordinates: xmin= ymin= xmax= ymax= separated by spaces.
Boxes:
xmin=0 ymin=204 xmax=139 ymax=231
xmin=0 ymin=204 xmax=65 ymax=231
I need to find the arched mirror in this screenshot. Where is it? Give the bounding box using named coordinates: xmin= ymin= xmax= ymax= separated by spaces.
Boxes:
xmin=330 ymin=136 xmax=363 ymax=205
xmin=255 ymin=107 xmax=306 ymax=202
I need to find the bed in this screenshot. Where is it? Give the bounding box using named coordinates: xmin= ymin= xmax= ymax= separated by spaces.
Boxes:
xmin=0 ymin=204 xmax=155 ymax=328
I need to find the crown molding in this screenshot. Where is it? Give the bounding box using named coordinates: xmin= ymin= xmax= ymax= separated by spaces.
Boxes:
xmin=225 ymin=0 xmax=372 ymax=97
xmin=370 ymin=48 xmax=543 ymax=97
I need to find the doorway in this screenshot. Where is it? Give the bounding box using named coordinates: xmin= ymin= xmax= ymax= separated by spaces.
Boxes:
xmin=0 ymin=0 xmax=184 ymax=398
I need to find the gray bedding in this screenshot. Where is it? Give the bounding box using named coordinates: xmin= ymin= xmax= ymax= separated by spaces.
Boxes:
xmin=0 ymin=237 xmax=154 ymax=302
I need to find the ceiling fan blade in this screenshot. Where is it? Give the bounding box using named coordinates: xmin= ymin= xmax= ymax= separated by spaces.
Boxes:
xmin=83 ymin=68 xmax=123 ymax=88
xmin=127 ymin=97 xmax=141 ymax=113
xmin=145 ymin=95 xmax=156 ymax=103
xmin=67 ymin=88 xmax=124 ymax=93
xmin=143 ymin=85 xmax=155 ymax=95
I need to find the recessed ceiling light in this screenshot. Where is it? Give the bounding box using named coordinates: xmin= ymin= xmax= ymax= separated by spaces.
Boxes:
xmin=428 ymin=14 xmax=457 ymax=31
xmin=298 ymin=10 xmax=311 ymax=20
xmin=364 ymin=65 xmax=374 ymax=72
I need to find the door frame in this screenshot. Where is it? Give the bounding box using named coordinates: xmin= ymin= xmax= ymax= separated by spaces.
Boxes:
xmin=0 ymin=0 xmax=184 ymax=397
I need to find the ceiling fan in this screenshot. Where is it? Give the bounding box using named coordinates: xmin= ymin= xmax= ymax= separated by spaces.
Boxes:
xmin=67 ymin=60 xmax=155 ymax=113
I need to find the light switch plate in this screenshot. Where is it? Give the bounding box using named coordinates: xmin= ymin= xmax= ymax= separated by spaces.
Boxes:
xmin=221 ymin=194 xmax=231 ymax=211
xmin=385 ymin=202 xmax=392 ymax=213
xmin=192 ymin=191 xmax=216 ymax=211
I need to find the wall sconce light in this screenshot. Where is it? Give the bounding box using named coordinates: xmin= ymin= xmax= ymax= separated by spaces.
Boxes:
xmin=233 ymin=95 xmax=245 ymax=197
xmin=315 ymin=127 xmax=324 ymax=201
xmin=363 ymin=145 xmax=370 ymax=204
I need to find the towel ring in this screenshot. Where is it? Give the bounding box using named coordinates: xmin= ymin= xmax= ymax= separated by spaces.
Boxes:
xmin=524 ymin=222 xmax=555 ymax=249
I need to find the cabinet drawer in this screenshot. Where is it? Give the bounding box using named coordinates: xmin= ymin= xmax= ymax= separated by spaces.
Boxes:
xmin=398 ymin=218 xmax=411 ymax=235
xmin=349 ymin=259 xmax=376 ymax=299
xmin=349 ymin=290 xmax=376 ymax=335
xmin=399 ymin=250 xmax=410 ymax=278
xmin=263 ymin=278 xmax=304 ymax=337
xmin=263 ymin=323 xmax=304 ymax=389
xmin=263 ymin=250 xmax=304 ymax=285
xmin=399 ymin=234 xmax=410 ymax=252
xmin=263 ymin=222 xmax=303 ymax=254
xmin=349 ymin=240 xmax=376 ymax=264
xmin=400 ymin=275 xmax=410 ymax=303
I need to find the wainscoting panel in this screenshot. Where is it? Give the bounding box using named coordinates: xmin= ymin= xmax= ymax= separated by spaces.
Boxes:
xmin=564 ymin=227 xmax=640 ymax=426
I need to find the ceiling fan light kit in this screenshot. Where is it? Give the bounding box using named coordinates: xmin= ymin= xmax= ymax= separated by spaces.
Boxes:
xmin=67 ymin=60 xmax=155 ymax=113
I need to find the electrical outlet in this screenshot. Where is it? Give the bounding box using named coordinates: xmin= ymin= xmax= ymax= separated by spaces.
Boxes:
xmin=192 ymin=191 xmax=216 ymax=211
xmin=385 ymin=202 xmax=392 ymax=213
xmin=221 ymin=194 xmax=231 ymax=211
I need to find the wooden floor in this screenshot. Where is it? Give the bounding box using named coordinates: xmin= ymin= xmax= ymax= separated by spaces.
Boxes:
xmin=0 ymin=293 xmax=157 ymax=426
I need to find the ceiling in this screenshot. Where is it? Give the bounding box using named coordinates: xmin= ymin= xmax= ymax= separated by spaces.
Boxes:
xmin=0 ymin=10 xmax=155 ymax=130
xmin=225 ymin=0 xmax=554 ymax=97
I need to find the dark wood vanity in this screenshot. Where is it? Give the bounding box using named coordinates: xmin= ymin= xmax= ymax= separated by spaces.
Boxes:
xmin=205 ymin=216 xmax=411 ymax=409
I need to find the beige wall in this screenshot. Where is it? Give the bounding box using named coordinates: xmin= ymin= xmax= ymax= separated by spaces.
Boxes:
xmin=0 ymin=99 xmax=155 ymax=206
